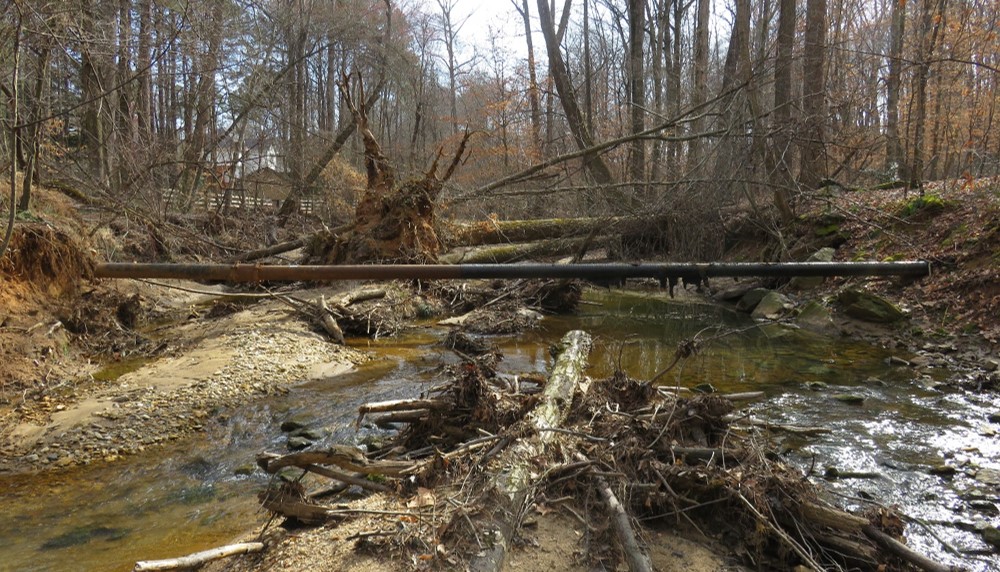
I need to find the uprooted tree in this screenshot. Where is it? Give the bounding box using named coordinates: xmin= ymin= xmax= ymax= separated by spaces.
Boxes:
xmin=305 ymin=75 xmax=471 ymax=264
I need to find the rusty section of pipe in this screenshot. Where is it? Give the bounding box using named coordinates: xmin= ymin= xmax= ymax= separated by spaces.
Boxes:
xmin=94 ymin=261 xmax=930 ymax=283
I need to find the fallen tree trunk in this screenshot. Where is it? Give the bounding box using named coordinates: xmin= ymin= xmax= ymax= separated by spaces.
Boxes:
xmin=133 ymin=542 xmax=264 ymax=571
xmin=445 ymin=216 xmax=631 ymax=246
xmin=439 ymin=236 xmax=612 ymax=264
xmin=470 ymin=330 xmax=592 ymax=572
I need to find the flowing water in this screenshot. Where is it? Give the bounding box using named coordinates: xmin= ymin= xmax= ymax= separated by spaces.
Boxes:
xmin=1 ymin=289 xmax=998 ymax=571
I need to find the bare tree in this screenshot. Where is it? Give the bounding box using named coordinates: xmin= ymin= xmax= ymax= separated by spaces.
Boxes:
xmin=627 ymin=0 xmax=646 ymax=185
xmin=800 ymin=0 xmax=828 ymax=190
xmin=536 ymin=0 xmax=614 ymax=186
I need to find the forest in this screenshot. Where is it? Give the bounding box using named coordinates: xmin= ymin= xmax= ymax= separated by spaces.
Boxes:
xmin=4 ymin=2 xmax=1000 ymax=571
xmin=3 ymin=0 xmax=997 ymax=257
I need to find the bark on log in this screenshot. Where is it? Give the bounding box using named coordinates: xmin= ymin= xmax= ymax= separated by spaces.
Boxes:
xmin=863 ymin=525 xmax=967 ymax=572
xmin=133 ymin=542 xmax=264 ymax=571
xmin=357 ymin=399 xmax=448 ymax=428
xmin=446 ymin=216 xmax=630 ymax=246
xmin=577 ymin=452 xmax=653 ymax=572
xmin=470 ymin=330 xmax=593 ymax=572
xmin=257 ymin=448 xmax=414 ymax=478
xmin=231 ymin=237 xmax=306 ymax=263
xmin=439 ymin=236 xmax=611 ymax=264
xmin=799 ymin=501 xmax=869 ymax=532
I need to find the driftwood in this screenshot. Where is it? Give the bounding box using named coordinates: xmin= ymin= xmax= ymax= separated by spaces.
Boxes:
xmin=469 ymin=330 xmax=593 ymax=572
xmin=863 ymin=525 xmax=967 ymax=572
xmin=257 ymin=447 xmax=414 ymax=478
xmin=231 ymin=237 xmax=307 ymax=263
xmin=577 ymin=452 xmax=653 ymax=572
xmin=133 ymin=542 xmax=264 ymax=571
xmin=357 ymin=398 xmax=448 ymax=427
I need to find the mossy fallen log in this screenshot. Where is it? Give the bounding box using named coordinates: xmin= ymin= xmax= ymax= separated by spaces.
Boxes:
xmin=445 ymin=216 xmax=630 ymax=246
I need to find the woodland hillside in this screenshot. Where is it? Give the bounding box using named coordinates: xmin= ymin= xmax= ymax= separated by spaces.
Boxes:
xmin=3 ymin=0 xmax=998 ymax=257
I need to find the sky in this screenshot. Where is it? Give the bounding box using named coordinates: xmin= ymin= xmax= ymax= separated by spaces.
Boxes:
xmin=409 ymin=0 xmax=536 ymax=70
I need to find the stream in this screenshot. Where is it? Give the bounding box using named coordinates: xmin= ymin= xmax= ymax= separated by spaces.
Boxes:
xmin=1 ymin=289 xmax=998 ymax=571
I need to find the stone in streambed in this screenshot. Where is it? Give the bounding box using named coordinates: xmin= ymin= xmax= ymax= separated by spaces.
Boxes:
xmin=287 ymin=436 xmax=312 ymax=451
xmin=837 ymin=289 xmax=906 ymax=323
xmin=290 ymin=427 xmax=327 ymax=441
xmin=832 ymin=394 xmax=865 ymax=405
xmin=279 ymin=413 xmax=313 ymax=432
xmin=736 ymin=288 xmax=770 ymax=312
xmin=790 ymin=247 xmax=835 ymax=290
xmin=751 ymin=292 xmax=793 ymax=320
xmin=796 ymin=301 xmax=837 ymax=335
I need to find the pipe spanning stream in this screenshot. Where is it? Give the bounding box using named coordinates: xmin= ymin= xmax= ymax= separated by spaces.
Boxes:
xmin=94 ymin=261 xmax=930 ymax=283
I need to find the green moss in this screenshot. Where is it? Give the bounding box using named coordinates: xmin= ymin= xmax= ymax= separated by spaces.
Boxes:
xmin=815 ymin=224 xmax=841 ymax=237
xmin=897 ymin=193 xmax=949 ymax=218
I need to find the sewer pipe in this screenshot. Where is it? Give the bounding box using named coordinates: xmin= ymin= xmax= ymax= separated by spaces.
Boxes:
xmin=94 ymin=261 xmax=930 ymax=283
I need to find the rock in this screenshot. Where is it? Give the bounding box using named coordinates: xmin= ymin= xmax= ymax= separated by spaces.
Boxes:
xmin=736 ymin=288 xmax=771 ymax=313
xmin=833 ymin=394 xmax=865 ymax=405
xmin=290 ymin=427 xmax=327 ymax=441
xmin=929 ymin=464 xmax=957 ymax=476
xmin=279 ymin=413 xmax=313 ymax=433
xmin=790 ymin=247 xmax=835 ymax=289
xmin=796 ymin=301 xmax=837 ymax=335
xmin=751 ymin=291 xmax=793 ymax=320
xmin=975 ymin=468 xmax=1000 ymax=486
xmin=287 ymin=436 xmax=312 ymax=451
xmin=988 ymin=413 xmax=1000 ymax=424
xmin=805 ymin=381 xmax=829 ymax=391
xmin=714 ymin=282 xmax=755 ymax=302
xmin=969 ymin=501 xmax=1000 ymax=516
xmin=978 ymin=525 xmax=1000 ymax=550
xmin=837 ymin=289 xmax=906 ymax=323
xmin=234 ymin=464 xmax=257 ymax=476
xmin=985 ymin=359 xmax=1000 ymax=373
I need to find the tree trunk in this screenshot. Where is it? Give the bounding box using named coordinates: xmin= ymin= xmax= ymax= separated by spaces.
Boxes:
xmin=799 ymin=0 xmax=828 ymax=190
xmin=910 ymin=0 xmax=945 ymax=193
xmin=136 ymin=0 xmax=153 ymax=140
xmin=769 ymin=0 xmax=796 ymax=222
xmin=19 ymin=46 xmax=50 ymax=212
xmin=536 ymin=0 xmax=615 ymax=186
xmin=514 ymin=0 xmax=542 ymax=155
xmin=627 ymin=0 xmax=646 ymax=188
xmin=689 ymin=0 xmax=711 ymax=166
xmin=469 ymin=331 xmax=592 ymax=572
xmin=446 ymin=215 xmax=632 ymax=246
xmin=885 ymin=0 xmax=905 ymax=179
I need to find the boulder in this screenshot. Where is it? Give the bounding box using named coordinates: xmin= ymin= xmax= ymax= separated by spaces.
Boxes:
xmin=837 ymin=289 xmax=906 ymax=323
xmin=279 ymin=413 xmax=313 ymax=432
xmin=287 ymin=436 xmax=312 ymax=451
xmin=790 ymin=247 xmax=836 ymax=289
xmin=714 ymin=282 xmax=755 ymax=302
xmin=796 ymin=300 xmax=837 ymax=335
xmin=751 ymin=291 xmax=793 ymax=320
xmin=737 ymin=288 xmax=771 ymax=312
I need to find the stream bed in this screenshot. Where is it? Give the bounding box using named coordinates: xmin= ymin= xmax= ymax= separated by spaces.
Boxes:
xmin=1 ymin=289 xmax=998 ymax=571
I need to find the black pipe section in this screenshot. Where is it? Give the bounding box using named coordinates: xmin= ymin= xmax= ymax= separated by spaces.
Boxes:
xmin=95 ymin=261 xmax=930 ymax=283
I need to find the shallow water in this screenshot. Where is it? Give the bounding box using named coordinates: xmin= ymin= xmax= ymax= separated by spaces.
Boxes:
xmin=1 ymin=289 xmax=997 ymax=571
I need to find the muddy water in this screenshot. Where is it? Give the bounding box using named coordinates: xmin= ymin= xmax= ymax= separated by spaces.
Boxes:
xmin=1 ymin=289 xmax=997 ymax=571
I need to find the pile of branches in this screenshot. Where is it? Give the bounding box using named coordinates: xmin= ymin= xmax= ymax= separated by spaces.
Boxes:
xmin=253 ymin=331 xmax=957 ymax=572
